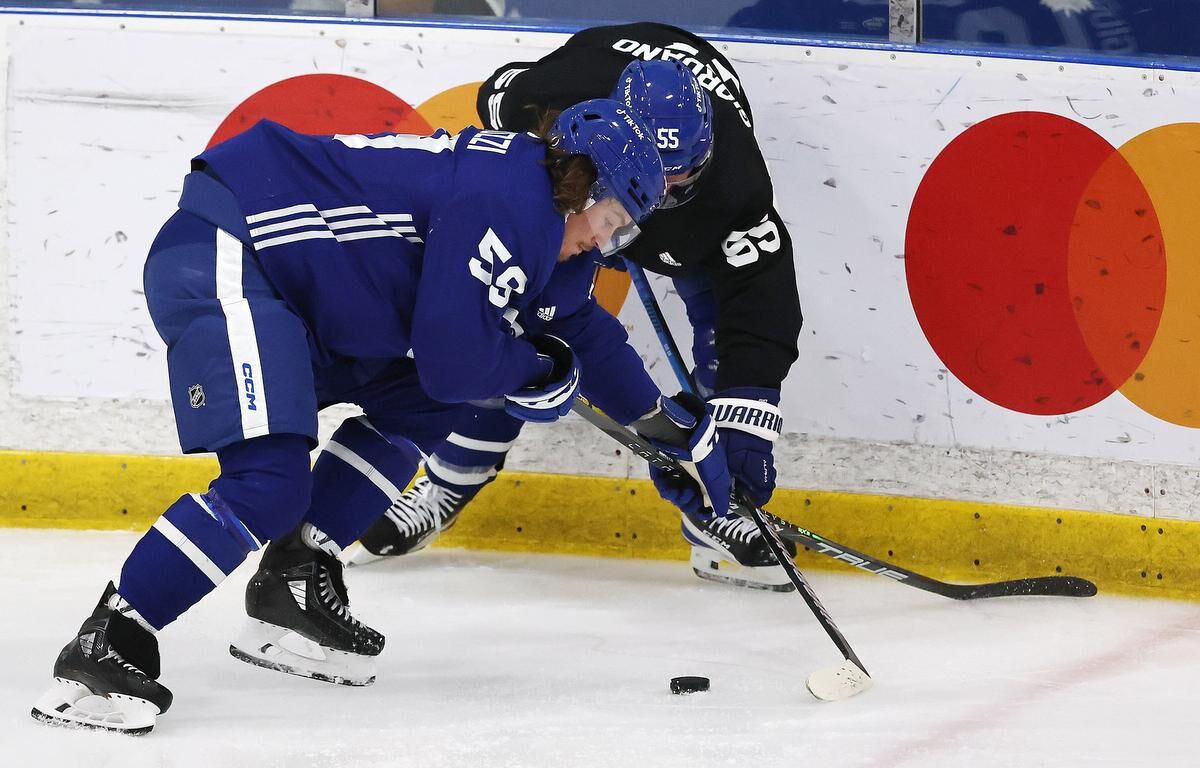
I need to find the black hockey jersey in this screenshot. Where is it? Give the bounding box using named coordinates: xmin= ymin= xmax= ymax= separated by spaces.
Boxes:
xmin=477 ymin=23 xmax=802 ymax=393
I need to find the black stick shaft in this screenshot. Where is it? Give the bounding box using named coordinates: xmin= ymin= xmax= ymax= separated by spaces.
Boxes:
xmin=622 ymin=263 xmax=1095 ymax=602
xmin=625 ymin=265 xmax=867 ymax=672
xmin=569 ymin=397 xmax=868 ymax=674
xmin=573 ymin=397 xmax=1095 ymax=600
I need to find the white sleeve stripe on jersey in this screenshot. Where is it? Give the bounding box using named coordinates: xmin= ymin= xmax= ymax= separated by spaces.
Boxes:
xmin=250 ymin=215 xmax=327 ymax=238
xmin=246 ymin=202 xmax=318 ymax=224
xmin=247 ymin=204 xmax=423 ymax=249
xmin=328 ymin=217 xmax=398 ymax=232
xmin=488 ymin=92 xmax=504 ymax=129
xmin=250 ymin=215 xmax=417 ymax=238
xmin=254 ymin=227 xmax=425 ymax=250
xmin=319 ymin=204 xmax=375 ymax=218
xmin=493 ymin=67 xmax=527 ymax=89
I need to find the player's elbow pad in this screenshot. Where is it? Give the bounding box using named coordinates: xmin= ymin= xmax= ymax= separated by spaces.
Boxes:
xmin=412 ymin=353 xmax=482 ymax=403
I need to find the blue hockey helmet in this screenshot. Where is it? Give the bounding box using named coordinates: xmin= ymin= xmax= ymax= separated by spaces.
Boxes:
xmin=611 ymin=59 xmax=713 ymax=177
xmin=550 ymin=98 xmax=666 ymax=257
xmin=551 ymin=98 xmax=665 ymax=223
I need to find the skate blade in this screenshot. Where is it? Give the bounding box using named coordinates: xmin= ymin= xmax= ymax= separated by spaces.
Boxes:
xmin=230 ymin=619 xmax=376 ymax=687
xmin=341 ymin=541 xmax=386 ymax=568
xmin=689 ymin=548 xmax=795 ymax=592
xmin=31 ymin=678 xmax=158 ymax=735
xmin=343 ymin=528 xmax=439 ymax=567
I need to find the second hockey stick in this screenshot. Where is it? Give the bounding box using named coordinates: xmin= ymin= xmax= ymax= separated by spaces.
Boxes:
xmin=626 ymin=263 xmax=870 ymax=700
xmin=625 ymin=263 xmax=1096 ymax=601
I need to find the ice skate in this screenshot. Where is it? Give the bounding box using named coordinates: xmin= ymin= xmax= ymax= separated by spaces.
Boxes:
xmin=230 ymin=524 xmax=383 ymax=686
xmin=682 ymin=511 xmax=796 ymax=592
xmin=348 ymin=476 xmax=469 ymax=565
xmin=31 ymin=582 xmax=172 ymax=735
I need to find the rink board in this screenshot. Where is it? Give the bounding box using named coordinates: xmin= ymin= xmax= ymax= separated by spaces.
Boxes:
xmin=2 ymin=449 xmax=1196 ymax=601
xmin=2 ymin=5 xmax=1200 ymax=599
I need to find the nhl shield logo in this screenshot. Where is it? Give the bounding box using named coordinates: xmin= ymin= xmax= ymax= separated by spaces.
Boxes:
xmin=188 ymin=384 xmax=206 ymax=409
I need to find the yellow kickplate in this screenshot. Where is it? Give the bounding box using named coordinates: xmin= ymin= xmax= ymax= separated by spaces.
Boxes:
xmin=1 ymin=450 xmax=1196 ymax=600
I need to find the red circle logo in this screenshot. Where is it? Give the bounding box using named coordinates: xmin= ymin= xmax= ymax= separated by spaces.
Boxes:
xmin=208 ymin=73 xmax=433 ymax=148
xmin=904 ymin=111 xmax=1199 ymax=424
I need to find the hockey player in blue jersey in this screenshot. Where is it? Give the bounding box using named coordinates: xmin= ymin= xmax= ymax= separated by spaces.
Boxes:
xmin=31 ymin=100 xmax=732 ymax=734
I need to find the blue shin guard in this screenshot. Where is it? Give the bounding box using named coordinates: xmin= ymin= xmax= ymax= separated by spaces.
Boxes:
xmin=117 ymin=491 xmax=260 ymax=631
xmin=307 ymin=416 xmax=422 ymax=549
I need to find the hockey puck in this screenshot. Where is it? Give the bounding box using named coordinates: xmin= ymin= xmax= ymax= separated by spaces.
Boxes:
xmin=669 ymin=676 xmax=710 ymax=695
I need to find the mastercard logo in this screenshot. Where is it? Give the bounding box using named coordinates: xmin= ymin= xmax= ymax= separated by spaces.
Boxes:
xmin=906 ymin=111 xmax=1200 ymax=428
xmin=208 ymin=73 xmax=634 ymax=315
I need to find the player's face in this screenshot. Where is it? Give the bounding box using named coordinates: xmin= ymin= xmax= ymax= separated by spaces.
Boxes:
xmin=661 ymin=149 xmax=711 ymax=209
xmin=560 ymin=211 xmax=595 ymax=262
xmin=559 ymin=197 xmax=637 ymax=262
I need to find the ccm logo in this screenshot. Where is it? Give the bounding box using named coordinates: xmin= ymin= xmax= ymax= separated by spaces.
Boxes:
xmin=242 ymin=363 xmax=258 ymax=412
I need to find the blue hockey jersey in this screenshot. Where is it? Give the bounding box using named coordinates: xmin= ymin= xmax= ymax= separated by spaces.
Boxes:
xmin=181 ymin=120 xmax=566 ymax=404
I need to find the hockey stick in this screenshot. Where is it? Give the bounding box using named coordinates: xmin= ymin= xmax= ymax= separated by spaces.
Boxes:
xmin=625 ymin=263 xmax=870 ymax=700
xmin=626 ymin=263 xmax=695 ymax=391
xmin=571 ymin=395 xmax=870 ymax=701
xmin=624 ymin=264 xmax=1097 ymax=600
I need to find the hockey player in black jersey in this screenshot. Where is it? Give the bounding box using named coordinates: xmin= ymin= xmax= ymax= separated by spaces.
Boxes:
xmin=358 ymin=23 xmax=803 ymax=591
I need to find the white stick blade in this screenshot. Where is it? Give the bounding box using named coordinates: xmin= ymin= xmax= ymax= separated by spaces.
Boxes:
xmin=806 ymin=659 xmax=873 ymax=702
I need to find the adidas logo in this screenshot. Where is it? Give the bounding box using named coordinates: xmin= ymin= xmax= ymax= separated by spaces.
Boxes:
xmin=79 ymin=632 xmax=97 ymax=657
xmin=536 ymin=306 xmax=556 ymax=321
xmin=659 ymin=251 xmax=681 ymax=267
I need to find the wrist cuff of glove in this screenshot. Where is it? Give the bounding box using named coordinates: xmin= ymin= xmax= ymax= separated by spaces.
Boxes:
xmin=527 ymin=334 xmax=572 ymax=386
xmin=709 ymin=387 xmax=782 ymax=442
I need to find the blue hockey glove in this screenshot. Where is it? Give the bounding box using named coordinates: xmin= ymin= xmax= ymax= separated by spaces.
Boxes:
xmin=709 ymin=388 xmax=782 ymax=508
xmin=639 ymin=393 xmax=731 ymax=521
xmin=504 ymin=334 xmax=580 ymax=423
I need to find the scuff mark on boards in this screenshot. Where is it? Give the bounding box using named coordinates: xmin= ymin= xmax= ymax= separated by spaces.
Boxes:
xmin=932 ymin=75 xmax=962 ymax=112
xmin=1065 ymin=95 xmax=1101 ymax=120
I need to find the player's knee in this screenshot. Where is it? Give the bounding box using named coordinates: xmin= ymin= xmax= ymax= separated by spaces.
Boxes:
xmin=306 ymin=417 xmax=422 ymax=548
xmin=212 ymin=433 xmax=314 ymax=542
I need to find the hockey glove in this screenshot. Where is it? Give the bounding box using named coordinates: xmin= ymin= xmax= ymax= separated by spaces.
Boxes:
xmin=637 ymin=393 xmax=731 ymax=521
xmin=504 ymin=334 xmax=580 ymax=423
xmin=709 ymin=388 xmax=782 ymax=508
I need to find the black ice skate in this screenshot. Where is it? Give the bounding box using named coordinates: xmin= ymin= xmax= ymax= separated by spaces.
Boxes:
xmin=230 ymin=524 xmax=383 ymax=686
xmin=681 ymin=510 xmax=797 ymax=592
xmin=349 ymin=476 xmax=469 ymax=565
xmin=31 ymin=582 xmax=172 ymax=735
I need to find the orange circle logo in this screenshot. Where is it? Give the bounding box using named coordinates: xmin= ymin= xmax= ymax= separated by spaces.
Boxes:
xmin=905 ymin=112 xmax=1200 ymax=427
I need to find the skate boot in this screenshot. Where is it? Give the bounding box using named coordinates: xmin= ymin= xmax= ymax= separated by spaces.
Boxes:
xmin=350 ymin=476 xmax=470 ymax=563
xmin=682 ymin=510 xmax=797 ymax=592
xmin=230 ymin=523 xmax=383 ymax=686
xmin=31 ymin=582 xmax=172 ymax=735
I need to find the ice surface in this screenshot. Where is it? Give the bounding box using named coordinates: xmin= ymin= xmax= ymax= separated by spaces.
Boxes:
xmin=2 ymin=528 xmax=1197 ymax=767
